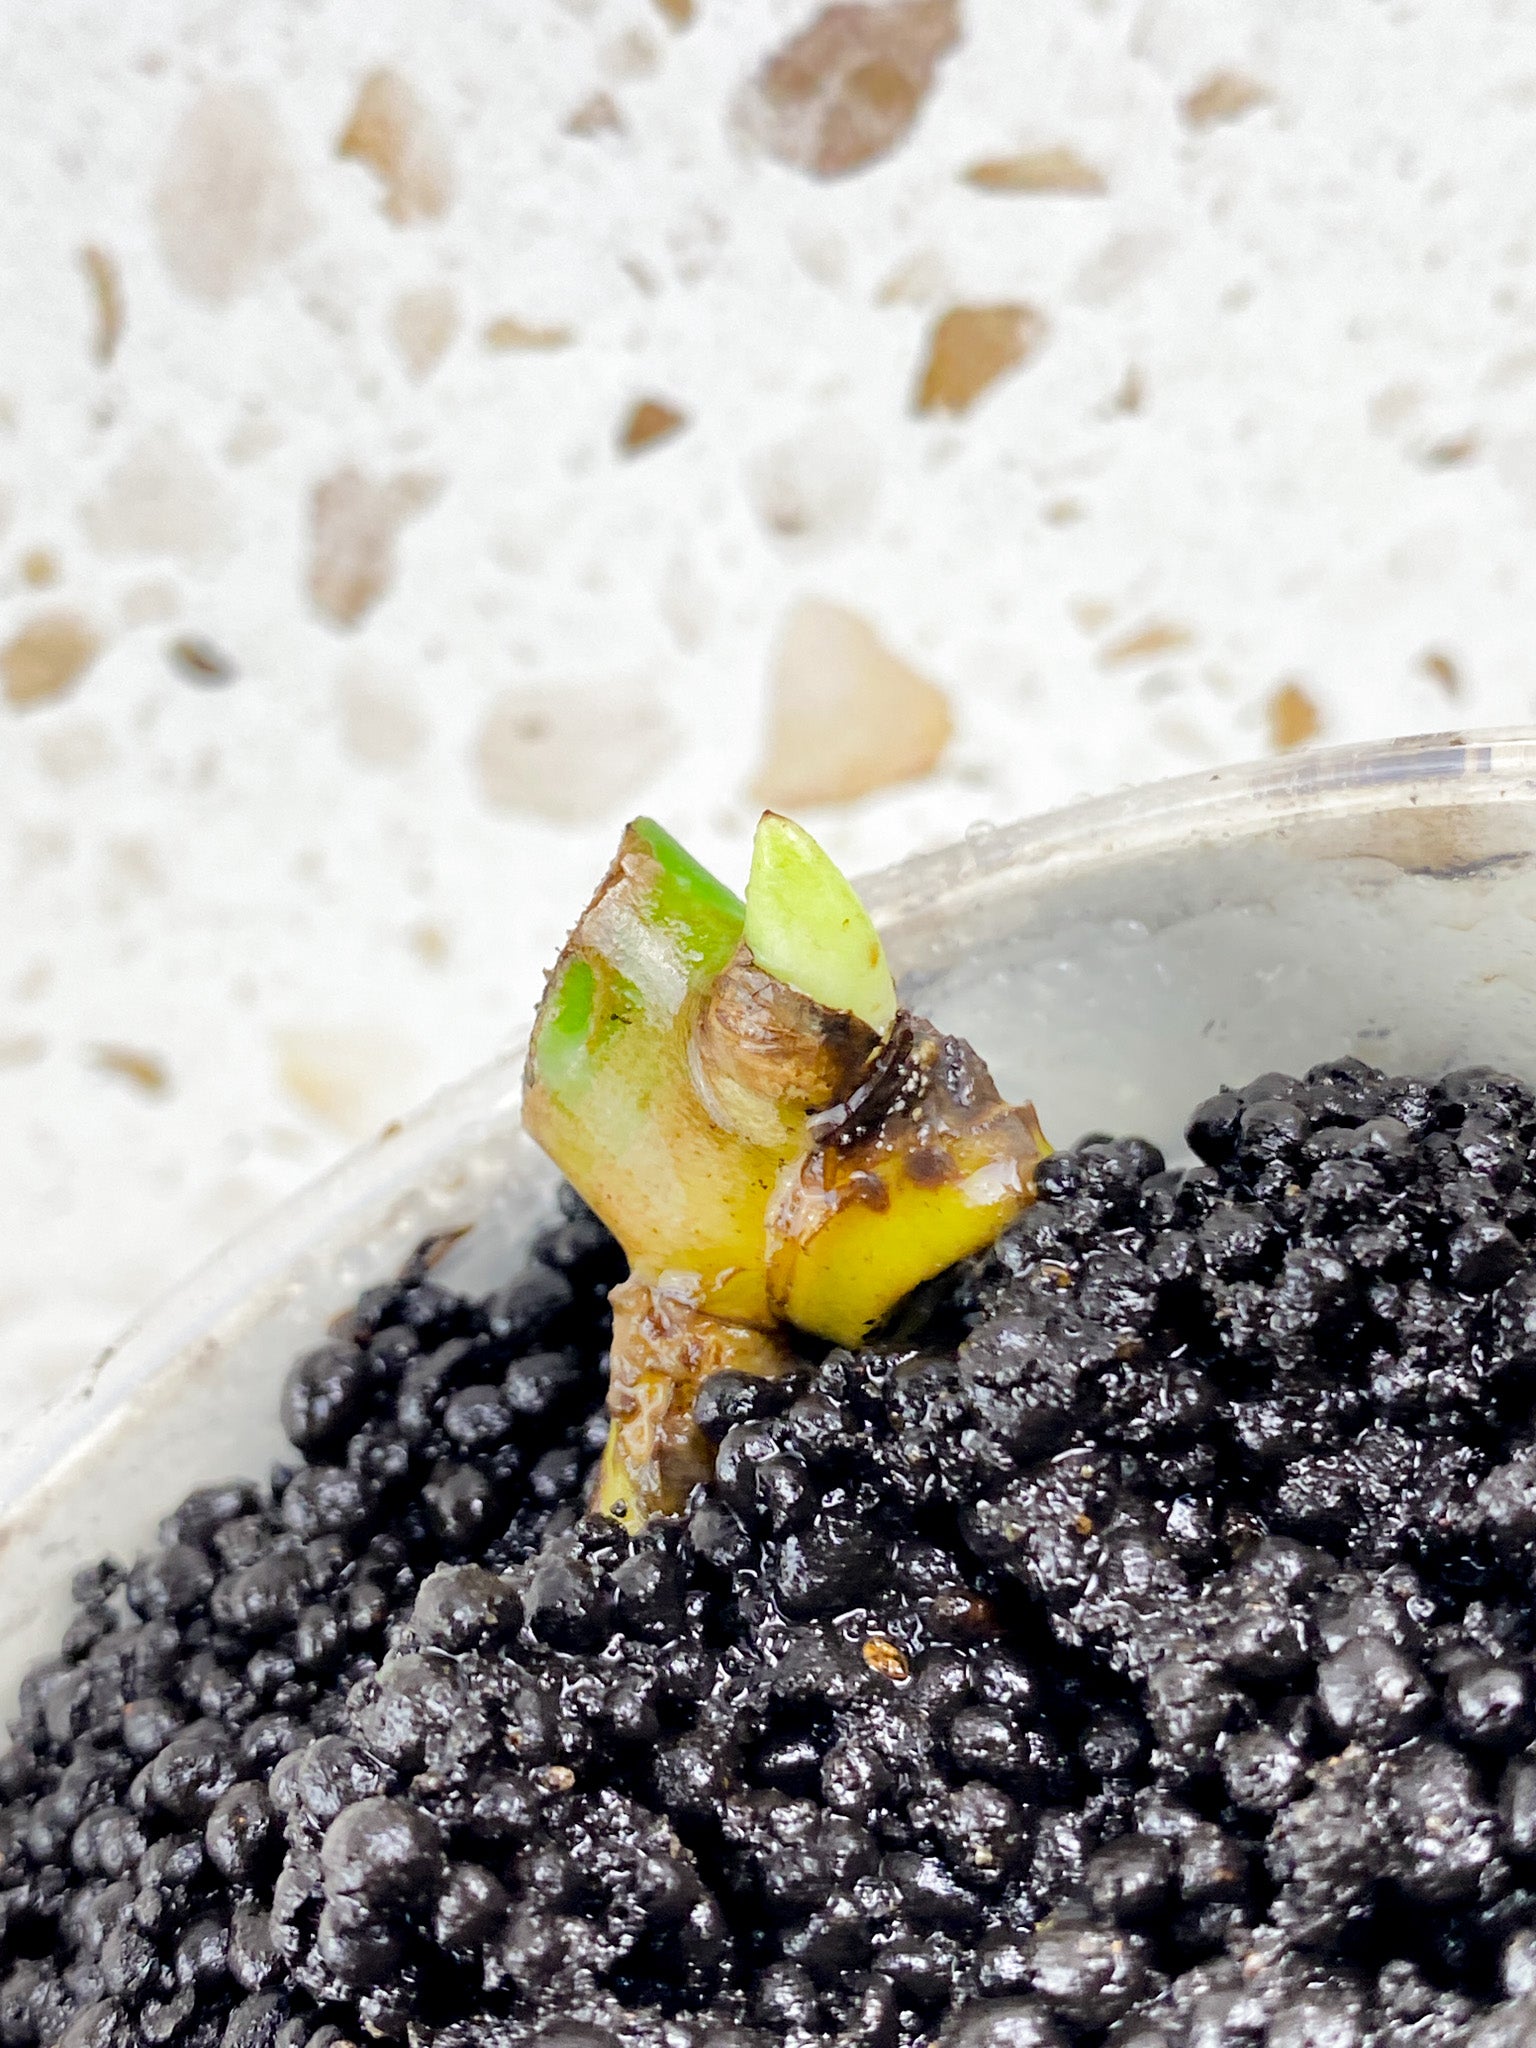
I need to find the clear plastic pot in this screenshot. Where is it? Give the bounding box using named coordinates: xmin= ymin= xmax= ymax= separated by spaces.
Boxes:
xmin=6 ymin=726 xmax=1536 ymax=1704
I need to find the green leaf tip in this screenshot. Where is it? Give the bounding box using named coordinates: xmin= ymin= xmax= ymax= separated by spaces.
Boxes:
xmin=630 ymin=817 xmax=745 ymax=952
xmin=534 ymin=955 xmax=597 ymax=1096
xmin=743 ymin=812 xmax=897 ymax=1036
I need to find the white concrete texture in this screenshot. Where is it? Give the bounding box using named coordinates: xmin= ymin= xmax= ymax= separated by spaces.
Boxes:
xmin=2 ymin=0 xmax=1533 ymax=1420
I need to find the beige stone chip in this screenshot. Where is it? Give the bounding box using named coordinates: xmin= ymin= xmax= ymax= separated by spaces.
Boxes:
xmin=1420 ymin=649 xmax=1461 ymax=697
xmin=79 ymin=246 xmax=124 ymax=364
xmin=19 ymin=548 xmax=60 ymax=589
xmin=275 ymin=1025 xmax=423 ymax=1138
xmin=390 ymin=285 xmax=459 ymax=380
xmin=740 ymin=0 xmax=961 ymax=177
xmin=474 ymin=682 xmax=674 ymax=824
xmin=1267 ymin=679 xmax=1322 ymax=751
xmin=154 ymin=86 xmax=309 ymax=304
xmin=914 ymin=304 xmax=1046 ymax=415
xmin=620 ymin=398 xmax=688 ymax=454
xmin=90 ymin=1045 xmax=170 ymax=1095
xmin=1100 ymin=620 xmax=1193 ymax=665
xmin=2 ymin=611 xmax=102 ymax=709
xmin=963 ymin=147 xmax=1106 ymax=194
xmin=335 ymin=658 xmax=428 ymax=768
xmin=338 ymin=69 xmax=454 ymax=224
xmin=484 ymin=317 xmax=574 ymax=352
xmin=307 ymin=469 xmax=439 ymax=628
xmin=1182 ymin=70 xmax=1268 ymax=128
xmin=82 ymin=428 xmax=234 ymax=567
xmin=753 ymin=597 xmax=952 ymax=807
xmin=565 ymin=92 xmax=625 ymax=139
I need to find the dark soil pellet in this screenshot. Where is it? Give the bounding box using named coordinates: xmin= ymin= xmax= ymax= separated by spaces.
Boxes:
xmin=14 ymin=1060 xmax=1536 ymax=2048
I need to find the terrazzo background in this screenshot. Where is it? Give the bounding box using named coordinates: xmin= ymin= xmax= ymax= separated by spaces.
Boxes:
xmin=4 ymin=0 xmax=1536 ymax=1432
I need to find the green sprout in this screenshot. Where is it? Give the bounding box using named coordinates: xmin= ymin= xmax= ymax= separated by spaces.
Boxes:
xmin=523 ymin=812 xmax=1049 ymax=1524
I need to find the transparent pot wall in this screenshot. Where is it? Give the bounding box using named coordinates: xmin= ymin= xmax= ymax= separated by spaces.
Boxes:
xmin=4 ymin=731 xmax=1535 ymax=1705
xmin=867 ymin=732 xmax=1536 ymax=1151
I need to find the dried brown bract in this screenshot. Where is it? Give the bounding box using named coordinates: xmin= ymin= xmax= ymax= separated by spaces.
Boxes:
xmin=602 ymin=1279 xmax=797 ymax=1519
xmin=695 ymin=947 xmax=881 ymax=1142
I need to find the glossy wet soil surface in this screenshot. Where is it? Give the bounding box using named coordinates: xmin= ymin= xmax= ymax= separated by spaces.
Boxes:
xmin=9 ymin=1059 xmax=1536 ymax=2048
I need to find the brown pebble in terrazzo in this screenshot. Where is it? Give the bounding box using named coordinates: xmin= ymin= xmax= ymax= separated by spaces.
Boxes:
xmin=18 ymin=547 xmax=60 ymax=588
xmin=748 ymin=418 xmax=878 ymax=548
xmin=338 ymin=69 xmax=454 ymax=224
xmin=484 ymin=316 xmax=574 ymax=352
xmin=1267 ymin=677 xmax=1322 ymax=750
xmin=390 ymin=284 xmax=459 ymax=379
xmin=1181 ymin=69 xmax=1268 ymax=128
xmin=307 ymin=468 xmax=439 ymax=628
xmin=1422 ymin=431 xmax=1479 ymax=467
xmin=1421 ymin=648 xmax=1461 ymax=696
xmin=78 ymin=245 xmax=123 ymax=365
xmin=1100 ymin=619 xmax=1192 ymax=665
xmin=474 ymin=682 xmax=673 ymax=824
xmin=753 ymin=596 xmax=951 ymax=807
xmin=167 ymin=634 xmax=236 ymax=684
xmin=89 ymin=1044 xmax=170 ymax=1095
xmin=1 ymin=610 xmax=101 ymax=709
xmin=914 ymin=303 xmax=1045 ymax=415
xmin=0 ymin=1036 xmax=45 ymax=1069
xmin=963 ymin=146 xmax=1106 ymax=194
xmin=742 ymin=0 xmax=961 ymax=177
xmin=620 ymin=397 xmax=688 ymax=454
xmin=407 ymin=921 xmax=450 ymax=966
xmin=652 ymin=0 xmax=694 ymax=25
xmin=153 ymin=86 xmax=309 ymax=305
xmin=565 ymin=91 xmax=626 ymax=138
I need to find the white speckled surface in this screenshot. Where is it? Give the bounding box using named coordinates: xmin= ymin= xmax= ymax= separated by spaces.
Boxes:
xmin=3 ymin=0 xmax=1534 ymax=1423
